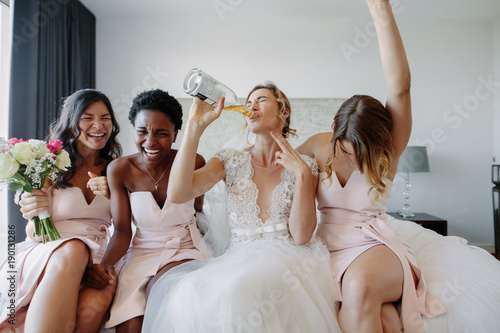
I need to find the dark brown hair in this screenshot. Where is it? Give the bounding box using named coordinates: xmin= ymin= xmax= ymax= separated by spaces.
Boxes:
xmin=49 ymin=89 xmax=122 ymax=188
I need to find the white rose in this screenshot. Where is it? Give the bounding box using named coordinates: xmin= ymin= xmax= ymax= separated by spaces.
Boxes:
xmin=10 ymin=142 xmax=36 ymax=165
xmin=0 ymin=153 xmax=20 ymax=179
xmin=55 ymin=150 xmax=71 ymax=171
xmin=28 ymin=139 xmax=51 ymax=159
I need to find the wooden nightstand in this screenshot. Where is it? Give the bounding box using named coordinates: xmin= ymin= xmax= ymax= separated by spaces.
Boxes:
xmin=386 ymin=212 xmax=448 ymax=236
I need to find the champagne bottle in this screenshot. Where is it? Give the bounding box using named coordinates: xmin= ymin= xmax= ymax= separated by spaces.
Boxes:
xmin=183 ymin=68 xmax=255 ymax=118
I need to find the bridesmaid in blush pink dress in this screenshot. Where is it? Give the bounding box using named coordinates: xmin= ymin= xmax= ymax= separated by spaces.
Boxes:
xmin=297 ymin=1 xmax=445 ymax=332
xmin=84 ymin=89 xmax=210 ymax=333
xmin=0 ymin=89 xmax=122 ymax=332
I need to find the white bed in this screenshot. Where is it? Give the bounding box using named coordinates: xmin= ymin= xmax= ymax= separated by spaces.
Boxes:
xmin=387 ymin=215 xmax=500 ymax=332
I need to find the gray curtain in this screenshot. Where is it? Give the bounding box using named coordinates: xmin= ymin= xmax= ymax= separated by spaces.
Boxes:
xmin=8 ymin=0 xmax=95 ymax=242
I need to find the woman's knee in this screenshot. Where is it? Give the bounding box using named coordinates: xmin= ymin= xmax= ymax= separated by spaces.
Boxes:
xmin=50 ymin=239 xmax=90 ymax=271
xmin=341 ymin=270 xmax=377 ymax=304
xmin=342 ymin=247 xmax=404 ymax=304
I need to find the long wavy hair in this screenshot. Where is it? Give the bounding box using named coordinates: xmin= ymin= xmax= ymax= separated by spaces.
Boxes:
xmin=325 ymin=95 xmax=392 ymax=201
xmin=49 ymin=89 xmax=122 ymax=189
xmin=245 ymin=83 xmax=297 ymax=138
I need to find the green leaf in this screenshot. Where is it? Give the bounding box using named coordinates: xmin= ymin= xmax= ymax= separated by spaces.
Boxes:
xmin=8 ymin=183 xmax=23 ymax=191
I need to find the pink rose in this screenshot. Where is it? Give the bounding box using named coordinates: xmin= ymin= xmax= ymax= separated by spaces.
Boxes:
xmin=47 ymin=139 xmax=64 ymax=153
xmin=10 ymin=138 xmax=26 ymax=145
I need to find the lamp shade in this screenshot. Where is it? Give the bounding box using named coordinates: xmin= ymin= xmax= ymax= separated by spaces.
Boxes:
xmin=397 ymin=146 xmax=430 ymax=173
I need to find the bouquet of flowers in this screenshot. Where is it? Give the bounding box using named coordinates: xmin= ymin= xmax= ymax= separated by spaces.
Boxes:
xmin=0 ymin=137 xmax=71 ymax=243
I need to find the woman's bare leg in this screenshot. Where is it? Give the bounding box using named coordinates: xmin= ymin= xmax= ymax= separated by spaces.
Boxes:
xmin=24 ymin=239 xmax=89 ymax=332
xmin=75 ymin=282 xmax=116 ymax=333
xmin=338 ymin=245 xmax=404 ymax=333
xmin=145 ymin=259 xmax=192 ymax=300
xmin=381 ymin=302 xmax=401 ymax=333
xmin=115 ymin=259 xmax=192 ymax=333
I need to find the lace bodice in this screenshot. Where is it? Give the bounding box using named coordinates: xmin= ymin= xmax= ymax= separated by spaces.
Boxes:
xmin=215 ymin=149 xmax=319 ymax=246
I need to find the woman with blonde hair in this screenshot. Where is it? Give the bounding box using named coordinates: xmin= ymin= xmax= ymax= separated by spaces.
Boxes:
xmin=143 ymin=83 xmax=340 ymax=332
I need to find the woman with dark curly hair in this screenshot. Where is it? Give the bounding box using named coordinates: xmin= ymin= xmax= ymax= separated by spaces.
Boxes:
xmin=85 ymin=89 xmax=210 ymax=332
xmin=0 ymin=89 xmax=121 ymax=332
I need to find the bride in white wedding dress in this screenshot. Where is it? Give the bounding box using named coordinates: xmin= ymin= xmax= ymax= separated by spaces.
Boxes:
xmin=143 ymin=83 xmax=340 ymax=332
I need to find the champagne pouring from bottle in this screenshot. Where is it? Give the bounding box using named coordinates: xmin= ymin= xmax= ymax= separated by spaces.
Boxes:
xmin=183 ymin=68 xmax=255 ymax=118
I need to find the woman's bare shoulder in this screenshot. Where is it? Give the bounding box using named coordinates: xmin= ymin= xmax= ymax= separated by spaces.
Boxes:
xmin=297 ymin=132 xmax=333 ymax=156
xmin=107 ymin=154 xmax=139 ymax=174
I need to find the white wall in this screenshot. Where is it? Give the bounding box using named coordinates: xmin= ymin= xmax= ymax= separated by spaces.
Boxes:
xmin=94 ymin=13 xmax=497 ymax=246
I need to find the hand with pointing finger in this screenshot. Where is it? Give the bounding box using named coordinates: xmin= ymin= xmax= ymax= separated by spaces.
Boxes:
xmin=271 ymin=131 xmax=313 ymax=178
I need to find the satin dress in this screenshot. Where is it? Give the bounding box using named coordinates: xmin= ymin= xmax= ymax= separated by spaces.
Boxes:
xmin=105 ymin=193 xmax=210 ymax=328
xmin=0 ymin=187 xmax=111 ymax=331
xmin=316 ymin=170 xmax=446 ymax=333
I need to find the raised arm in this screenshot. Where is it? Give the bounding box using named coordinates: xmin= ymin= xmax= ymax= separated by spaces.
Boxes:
xmin=368 ymin=0 xmax=412 ymax=164
xmin=168 ymin=98 xmax=225 ymax=204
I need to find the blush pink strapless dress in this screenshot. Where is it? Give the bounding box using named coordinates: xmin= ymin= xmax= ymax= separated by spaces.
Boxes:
xmin=105 ymin=193 xmax=210 ymax=328
xmin=316 ymin=170 xmax=446 ymax=333
xmin=0 ymin=187 xmax=111 ymax=331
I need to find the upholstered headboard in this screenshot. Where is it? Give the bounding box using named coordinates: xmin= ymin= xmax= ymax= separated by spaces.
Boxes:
xmin=175 ymin=98 xmax=346 ymax=160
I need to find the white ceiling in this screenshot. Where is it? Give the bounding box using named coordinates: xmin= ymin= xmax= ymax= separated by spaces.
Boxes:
xmin=80 ymin=0 xmax=500 ymax=21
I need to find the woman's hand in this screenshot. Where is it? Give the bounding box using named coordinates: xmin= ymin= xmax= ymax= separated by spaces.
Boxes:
xmin=188 ymin=97 xmax=224 ymax=133
xmin=83 ymin=263 xmax=117 ymax=290
xmin=271 ymin=131 xmax=312 ymax=178
xmin=19 ymin=188 xmax=51 ymax=221
xmin=20 ymin=188 xmax=52 ymax=242
xmin=87 ymin=171 xmax=109 ymax=199
xmin=272 ymin=131 xmax=318 ymax=245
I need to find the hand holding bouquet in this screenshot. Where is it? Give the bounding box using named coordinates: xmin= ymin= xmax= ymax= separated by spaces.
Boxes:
xmin=0 ymin=137 xmax=71 ymax=243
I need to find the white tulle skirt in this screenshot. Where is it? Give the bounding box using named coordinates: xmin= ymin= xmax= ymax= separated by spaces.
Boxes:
xmin=143 ymin=237 xmax=340 ymax=333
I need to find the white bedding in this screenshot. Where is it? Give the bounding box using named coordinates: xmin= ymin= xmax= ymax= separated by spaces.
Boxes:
xmin=387 ymin=215 xmax=500 ymax=333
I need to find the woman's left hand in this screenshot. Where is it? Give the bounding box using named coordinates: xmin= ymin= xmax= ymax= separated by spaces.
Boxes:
xmin=271 ymin=131 xmax=312 ymax=178
xmin=83 ymin=263 xmax=117 ymax=290
xmin=87 ymin=171 xmax=110 ymax=199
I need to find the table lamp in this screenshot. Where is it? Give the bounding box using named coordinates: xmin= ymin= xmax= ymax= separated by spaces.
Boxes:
xmin=397 ymin=146 xmax=430 ymax=218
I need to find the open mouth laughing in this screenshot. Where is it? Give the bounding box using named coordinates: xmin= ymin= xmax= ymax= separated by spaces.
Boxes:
xmin=144 ymin=148 xmax=161 ymax=158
